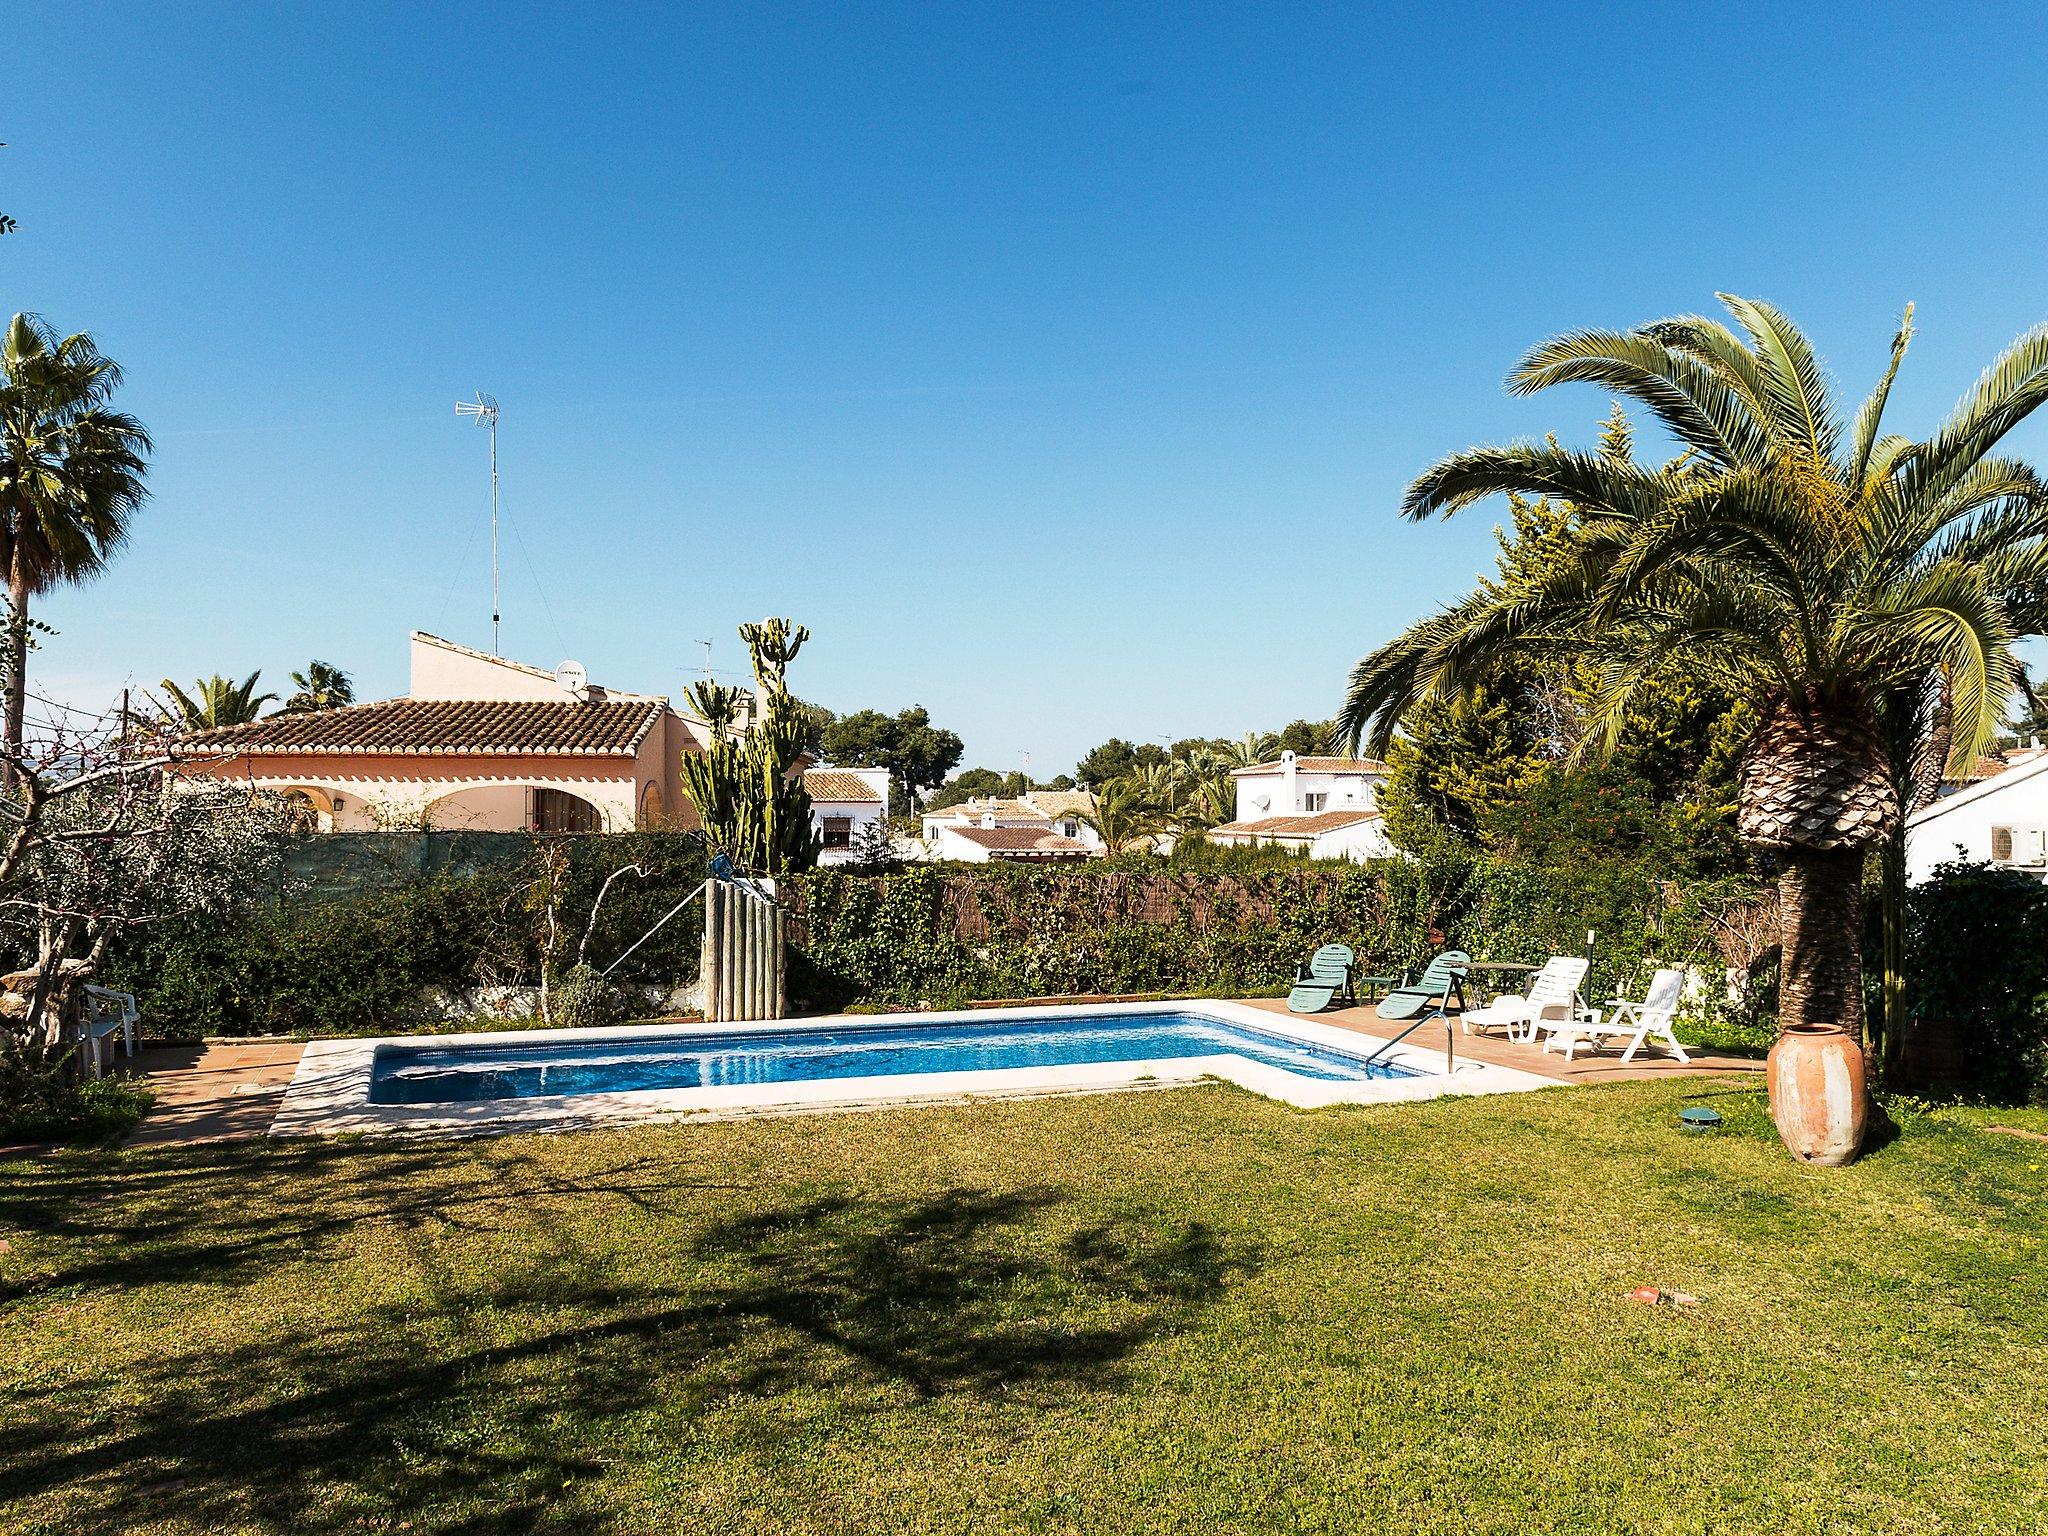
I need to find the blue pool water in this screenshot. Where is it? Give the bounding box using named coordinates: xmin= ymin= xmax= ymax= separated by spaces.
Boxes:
xmin=368 ymin=1010 xmax=1418 ymax=1105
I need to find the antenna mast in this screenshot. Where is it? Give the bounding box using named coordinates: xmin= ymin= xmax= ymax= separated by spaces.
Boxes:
xmin=455 ymin=393 xmax=502 ymax=654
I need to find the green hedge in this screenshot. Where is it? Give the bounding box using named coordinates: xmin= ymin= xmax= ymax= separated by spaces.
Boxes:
xmin=100 ymin=834 xmax=708 ymax=1040
xmin=1901 ymin=860 xmax=2048 ymax=1099
xmin=786 ymin=855 xmax=1761 ymax=1013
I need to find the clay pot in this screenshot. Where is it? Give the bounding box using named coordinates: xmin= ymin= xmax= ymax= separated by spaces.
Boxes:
xmin=1767 ymin=1025 xmax=1867 ymax=1166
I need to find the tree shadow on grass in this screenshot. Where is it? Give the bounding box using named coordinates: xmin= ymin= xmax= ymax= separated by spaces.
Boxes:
xmin=1 ymin=1183 xmax=1256 ymax=1534
xmin=0 ymin=1137 xmax=741 ymax=1301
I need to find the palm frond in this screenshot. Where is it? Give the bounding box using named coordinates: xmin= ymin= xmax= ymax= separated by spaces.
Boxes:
xmin=1717 ymin=294 xmax=1840 ymax=465
xmin=1849 ymin=304 xmax=1914 ymax=490
xmin=1400 ymin=443 xmax=1670 ymax=523
xmin=1510 ymin=329 xmax=1773 ymax=467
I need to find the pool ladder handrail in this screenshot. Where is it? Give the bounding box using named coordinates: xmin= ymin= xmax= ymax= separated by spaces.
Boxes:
xmin=1355 ymin=968 xmax=1462 ymax=1077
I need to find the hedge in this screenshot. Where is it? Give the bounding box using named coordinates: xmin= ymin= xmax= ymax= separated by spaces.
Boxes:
xmin=99 ymin=833 xmax=709 ymax=1040
xmin=785 ymin=854 xmax=1770 ymax=1014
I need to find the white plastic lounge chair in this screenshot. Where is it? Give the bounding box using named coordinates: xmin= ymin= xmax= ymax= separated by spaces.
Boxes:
xmin=1460 ymin=956 xmax=1587 ymax=1041
xmin=1538 ymin=967 xmax=1691 ymax=1064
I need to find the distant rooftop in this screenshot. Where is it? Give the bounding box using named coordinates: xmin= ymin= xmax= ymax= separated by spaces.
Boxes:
xmin=1230 ymin=756 xmax=1390 ymax=778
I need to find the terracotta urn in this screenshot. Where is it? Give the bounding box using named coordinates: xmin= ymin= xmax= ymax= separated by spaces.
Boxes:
xmin=1767 ymin=1025 xmax=1867 ymax=1166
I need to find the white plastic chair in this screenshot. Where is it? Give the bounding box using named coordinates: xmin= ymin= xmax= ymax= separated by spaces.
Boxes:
xmin=1539 ymin=967 xmax=1691 ymax=1063
xmin=79 ymin=985 xmax=140 ymax=1078
xmin=1460 ymin=956 xmax=1588 ymax=1041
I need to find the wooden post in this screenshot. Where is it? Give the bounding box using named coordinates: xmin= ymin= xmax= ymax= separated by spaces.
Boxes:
xmin=738 ymin=891 xmax=752 ymax=1020
xmin=772 ymin=905 xmax=787 ymax=1020
xmin=700 ymin=881 xmax=723 ymax=1022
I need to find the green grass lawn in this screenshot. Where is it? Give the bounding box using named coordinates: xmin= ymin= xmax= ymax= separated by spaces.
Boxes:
xmin=3 ymin=1081 xmax=2046 ymax=1535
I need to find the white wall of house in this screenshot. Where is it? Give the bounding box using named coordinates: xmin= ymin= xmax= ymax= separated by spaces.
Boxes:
xmin=227 ymin=771 xmax=639 ymax=832
xmin=1906 ymin=757 xmax=2048 ymax=883
xmin=810 ymin=766 xmax=891 ymax=863
xmin=1307 ymin=818 xmax=1397 ymax=861
xmin=927 ymin=824 xmax=999 ymax=863
xmin=1232 ymin=754 xmax=1387 ymax=823
xmin=1209 ymin=816 xmax=1394 ymax=864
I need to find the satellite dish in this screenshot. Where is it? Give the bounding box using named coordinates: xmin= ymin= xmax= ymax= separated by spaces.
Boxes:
xmin=554 ymin=660 xmax=588 ymax=696
xmin=1253 ymin=794 xmax=1270 ymax=812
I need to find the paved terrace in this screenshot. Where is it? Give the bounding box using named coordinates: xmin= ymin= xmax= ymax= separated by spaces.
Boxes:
xmin=111 ymin=1001 xmax=1758 ymax=1147
xmin=1237 ymin=997 xmax=1764 ymax=1084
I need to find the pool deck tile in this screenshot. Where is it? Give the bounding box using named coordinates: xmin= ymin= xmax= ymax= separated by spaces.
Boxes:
xmin=1237 ymin=997 xmax=1763 ymax=1084
xmin=121 ymin=1041 xmax=307 ymax=1147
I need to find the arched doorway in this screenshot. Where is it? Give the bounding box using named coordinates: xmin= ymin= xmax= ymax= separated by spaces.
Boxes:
xmin=639 ymin=780 xmax=665 ymax=829
xmin=531 ymin=787 xmax=602 ymax=834
xmin=276 ymin=785 xmax=336 ymax=832
xmin=422 ymin=785 xmax=604 ymax=833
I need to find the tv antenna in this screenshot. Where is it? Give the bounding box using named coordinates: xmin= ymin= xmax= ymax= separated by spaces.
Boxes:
xmin=698 ymin=639 xmax=714 ymax=679
xmin=454 ymin=392 xmax=501 ymax=653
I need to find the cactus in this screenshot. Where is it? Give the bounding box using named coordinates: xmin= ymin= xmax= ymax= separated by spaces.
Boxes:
xmin=679 ymin=618 xmax=822 ymax=876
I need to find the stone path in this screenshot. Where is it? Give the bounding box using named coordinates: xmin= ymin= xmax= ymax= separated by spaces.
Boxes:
xmin=122 ymin=1041 xmax=307 ymax=1147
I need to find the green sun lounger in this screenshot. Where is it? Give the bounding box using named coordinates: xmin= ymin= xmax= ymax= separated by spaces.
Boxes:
xmin=1375 ymin=950 xmax=1470 ymax=1020
xmin=1286 ymin=943 xmax=1357 ymax=1013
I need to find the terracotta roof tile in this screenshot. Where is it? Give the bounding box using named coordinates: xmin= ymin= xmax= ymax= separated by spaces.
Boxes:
xmin=1230 ymin=756 xmax=1391 ymax=777
xmin=945 ymin=826 xmax=1094 ymax=854
xmin=1209 ymin=809 xmax=1382 ymax=837
xmin=803 ymin=769 xmax=885 ymax=802
xmin=173 ymin=698 xmax=666 ymax=757
xmin=1023 ymin=789 xmax=1096 ymax=817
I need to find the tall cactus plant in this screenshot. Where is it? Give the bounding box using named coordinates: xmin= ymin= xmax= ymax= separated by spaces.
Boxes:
xmin=679 ymin=618 xmax=821 ymax=876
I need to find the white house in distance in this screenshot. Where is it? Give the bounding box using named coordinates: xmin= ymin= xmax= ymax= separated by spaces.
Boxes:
xmin=917 ymin=789 xmax=1100 ymax=863
xmin=1205 ymin=751 xmax=1397 ymax=861
xmin=803 ymin=766 xmax=890 ymax=863
xmin=1904 ymin=748 xmax=2048 ymax=883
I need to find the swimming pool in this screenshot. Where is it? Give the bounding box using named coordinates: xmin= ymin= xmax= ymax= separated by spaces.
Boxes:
xmin=369 ymin=1010 xmax=1418 ymax=1105
xmin=274 ymin=1001 xmax=1556 ymax=1138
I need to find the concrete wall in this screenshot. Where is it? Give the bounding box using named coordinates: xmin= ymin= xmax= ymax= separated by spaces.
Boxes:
xmin=408 ymin=632 xmax=593 ymax=703
xmin=1906 ymin=763 xmax=2048 ymax=883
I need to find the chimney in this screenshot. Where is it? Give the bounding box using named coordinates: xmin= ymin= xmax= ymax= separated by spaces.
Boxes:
xmin=1281 ymin=749 xmax=1299 ymax=812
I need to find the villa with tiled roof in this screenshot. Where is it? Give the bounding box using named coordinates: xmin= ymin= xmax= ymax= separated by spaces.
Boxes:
xmin=174 ymin=632 xmax=718 ymax=833
xmin=917 ymin=788 xmax=1102 ymax=862
xmin=1205 ymin=749 xmax=1396 ymax=861
xmin=802 ymin=766 xmax=890 ymax=863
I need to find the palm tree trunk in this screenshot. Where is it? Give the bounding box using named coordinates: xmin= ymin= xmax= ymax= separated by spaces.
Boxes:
xmin=1776 ymin=845 xmax=1866 ymax=1039
xmin=1876 ymin=827 xmax=1906 ymax=1083
xmin=2 ymin=547 xmax=28 ymax=795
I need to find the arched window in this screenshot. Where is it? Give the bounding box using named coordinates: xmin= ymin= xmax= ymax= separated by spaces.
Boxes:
xmin=532 ymin=787 xmax=601 ymax=834
xmin=639 ymin=780 xmax=665 ymax=829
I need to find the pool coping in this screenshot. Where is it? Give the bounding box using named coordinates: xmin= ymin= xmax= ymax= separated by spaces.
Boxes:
xmin=268 ymin=999 xmax=1560 ymax=1140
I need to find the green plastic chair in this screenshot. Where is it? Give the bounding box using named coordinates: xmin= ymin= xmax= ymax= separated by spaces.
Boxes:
xmin=1286 ymin=943 xmax=1356 ymax=1013
xmin=1376 ymin=950 xmax=1470 ymax=1020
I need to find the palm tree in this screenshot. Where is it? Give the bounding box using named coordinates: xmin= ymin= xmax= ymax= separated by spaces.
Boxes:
xmin=1220 ymin=732 xmax=1281 ymax=769
xmin=1072 ymin=779 xmax=1163 ymax=855
xmin=158 ymin=672 xmax=277 ymax=731
xmin=1126 ymin=759 xmax=1188 ymax=818
xmin=283 ymin=660 xmax=354 ymax=713
xmin=0 ymin=314 xmax=150 ymax=788
xmin=1342 ymin=296 xmax=2048 ymax=1052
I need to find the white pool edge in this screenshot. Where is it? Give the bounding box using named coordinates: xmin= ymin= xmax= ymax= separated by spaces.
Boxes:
xmin=268 ymin=998 xmax=1561 ymax=1140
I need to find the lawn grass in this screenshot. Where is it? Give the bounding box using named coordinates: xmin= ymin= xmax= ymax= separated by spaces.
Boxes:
xmin=3 ymin=1080 xmax=2045 ymax=1534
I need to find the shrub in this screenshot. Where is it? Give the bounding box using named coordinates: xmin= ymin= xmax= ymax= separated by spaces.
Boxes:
xmin=97 ymin=833 xmax=708 ymax=1039
xmin=0 ymin=1057 xmax=152 ymax=1145
xmin=552 ymin=964 xmax=621 ymax=1030
xmin=1902 ymin=861 xmax=2048 ymax=1100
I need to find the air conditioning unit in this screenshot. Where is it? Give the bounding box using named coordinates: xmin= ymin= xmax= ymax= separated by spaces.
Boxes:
xmin=1992 ymin=826 xmax=2048 ymax=867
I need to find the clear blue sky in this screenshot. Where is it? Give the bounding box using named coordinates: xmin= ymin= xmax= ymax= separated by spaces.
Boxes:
xmin=9 ymin=3 xmax=2048 ymax=774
